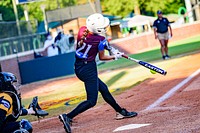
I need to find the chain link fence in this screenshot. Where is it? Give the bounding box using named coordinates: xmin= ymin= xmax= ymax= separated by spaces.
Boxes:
xmin=0 ymin=20 xmax=39 ymax=39
xmin=0 ymin=33 xmax=46 ymax=57
xmin=0 ymin=20 xmax=46 ymax=57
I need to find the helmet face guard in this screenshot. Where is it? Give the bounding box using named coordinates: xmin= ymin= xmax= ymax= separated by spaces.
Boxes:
xmin=0 ymin=72 xmax=21 ymax=96
xmin=86 ymin=13 xmax=110 ymax=34
xmin=96 ymin=24 xmax=110 ymax=35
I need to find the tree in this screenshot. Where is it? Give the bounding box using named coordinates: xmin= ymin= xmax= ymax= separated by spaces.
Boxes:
xmin=0 ymin=0 xmax=78 ymax=22
xmin=101 ymin=0 xmax=135 ymax=17
xmin=144 ymin=0 xmax=185 ymax=16
xmin=0 ymin=0 xmax=24 ymax=21
xmin=101 ymin=0 xmax=185 ymax=17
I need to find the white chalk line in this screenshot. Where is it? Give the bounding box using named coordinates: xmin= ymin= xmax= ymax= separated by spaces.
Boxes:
xmin=145 ymin=68 xmax=200 ymax=111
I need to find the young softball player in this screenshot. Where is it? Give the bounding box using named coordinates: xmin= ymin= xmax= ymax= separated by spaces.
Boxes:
xmin=59 ymin=13 xmax=137 ymax=133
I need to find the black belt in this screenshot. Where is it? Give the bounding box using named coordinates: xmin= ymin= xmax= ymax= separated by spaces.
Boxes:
xmin=157 ymin=31 xmax=168 ymax=33
xmin=75 ymin=60 xmax=95 ymax=65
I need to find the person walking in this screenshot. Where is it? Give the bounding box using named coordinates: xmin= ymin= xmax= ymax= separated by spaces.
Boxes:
xmin=153 ymin=10 xmax=173 ymax=60
xmin=59 ymin=13 xmax=138 ymax=133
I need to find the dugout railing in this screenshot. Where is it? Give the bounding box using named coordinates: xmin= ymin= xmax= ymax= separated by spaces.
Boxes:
xmin=0 ymin=33 xmax=46 ymax=57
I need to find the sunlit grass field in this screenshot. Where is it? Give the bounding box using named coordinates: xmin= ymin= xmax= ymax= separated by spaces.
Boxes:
xmin=20 ymin=35 xmax=200 ymax=121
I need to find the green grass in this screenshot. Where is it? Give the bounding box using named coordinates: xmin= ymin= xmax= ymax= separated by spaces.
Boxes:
xmin=20 ymin=34 xmax=200 ymax=121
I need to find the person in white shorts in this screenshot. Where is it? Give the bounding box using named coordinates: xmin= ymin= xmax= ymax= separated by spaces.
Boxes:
xmin=153 ymin=10 xmax=173 ymax=60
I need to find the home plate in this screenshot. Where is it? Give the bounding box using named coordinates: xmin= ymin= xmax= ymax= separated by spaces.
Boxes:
xmin=113 ymin=124 xmax=151 ymax=132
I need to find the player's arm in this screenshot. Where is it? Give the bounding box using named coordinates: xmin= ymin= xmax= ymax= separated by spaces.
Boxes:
xmin=166 ymin=18 xmax=173 ymax=37
xmin=98 ymin=39 xmax=123 ymax=60
xmin=168 ymin=24 xmax=173 ymax=37
xmin=153 ymin=22 xmax=158 ymax=39
xmin=99 ymin=50 xmax=115 ymax=60
xmin=153 ymin=28 xmax=158 ymax=39
xmin=98 ymin=39 xmax=114 ymax=60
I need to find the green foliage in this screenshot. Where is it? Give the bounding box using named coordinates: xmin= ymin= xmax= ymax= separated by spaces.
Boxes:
xmin=102 ymin=0 xmax=135 ymax=17
xmin=101 ymin=0 xmax=185 ymax=17
xmin=0 ymin=6 xmax=15 ymax=21
xmin=0 ymin=0 xmax=12 ymax=7
xmin=0 ymin=0 xmax=77 ymax=22
xmin=144 ymin=0 xmax=185 ymax=16
xmin=163 ymin=0 xmax=185 ymax=14
xmin=0 ymin=0 xmax=24 ymax=21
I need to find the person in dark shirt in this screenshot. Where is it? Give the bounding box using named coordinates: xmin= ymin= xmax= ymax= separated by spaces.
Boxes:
xmin=58 ymin=13 xmax=138 ymax=133
xmin=153 ymin=10 xmax=173 ymax=60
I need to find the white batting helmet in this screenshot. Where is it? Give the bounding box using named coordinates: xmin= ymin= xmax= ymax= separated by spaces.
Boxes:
xmin=86 ymin=13 xmax=110 ymax=34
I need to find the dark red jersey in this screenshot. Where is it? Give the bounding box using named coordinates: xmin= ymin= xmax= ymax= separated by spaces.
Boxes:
xmin=75 ymin=26 xmax=109 ymax=61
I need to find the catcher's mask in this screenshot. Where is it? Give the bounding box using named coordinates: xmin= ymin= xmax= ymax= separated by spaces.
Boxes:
xmin=0 ymin=72 xmax=21 ymax=97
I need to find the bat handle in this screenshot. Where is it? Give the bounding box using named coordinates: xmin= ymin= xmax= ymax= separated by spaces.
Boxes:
xmin=122 ymin=54 xmax=128 ymax=59
xmin=122 ymin=54 xmax=139 ymax=62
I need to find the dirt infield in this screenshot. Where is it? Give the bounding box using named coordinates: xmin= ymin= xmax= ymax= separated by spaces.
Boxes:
xmin=24 ymin=52 xmax=200 ymax=133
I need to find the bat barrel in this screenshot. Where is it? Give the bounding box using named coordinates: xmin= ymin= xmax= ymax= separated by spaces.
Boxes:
xmin=139 ymin=61 xmax=167 ymax=76
xmin=122 ymin=54 xmax=167 ymax=76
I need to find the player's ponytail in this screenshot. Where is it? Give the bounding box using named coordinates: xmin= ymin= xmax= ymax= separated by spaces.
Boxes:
xmin=78 ymin=29 xmax=89 ymax=47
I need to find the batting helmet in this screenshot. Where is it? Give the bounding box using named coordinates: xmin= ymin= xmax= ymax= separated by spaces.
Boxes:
xmin=86 ymin=13 xmax=110 ymax=34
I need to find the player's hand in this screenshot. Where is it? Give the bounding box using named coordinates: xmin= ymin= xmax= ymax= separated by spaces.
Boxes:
xmin=114 ymin=52 xmax=124 ymax=60
xmin=109 ymin=47 xmax=119 ymax=55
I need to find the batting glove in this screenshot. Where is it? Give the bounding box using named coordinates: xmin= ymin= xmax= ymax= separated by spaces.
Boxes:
xmin=114 ymin=52 xmax=124 ymax=60
xmin=109 ymin=47 xmax=120 ymax=55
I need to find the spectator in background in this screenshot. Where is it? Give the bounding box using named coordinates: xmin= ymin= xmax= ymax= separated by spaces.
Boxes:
xmin=54 ymin=29 xmax=64 ymax=54
xmin=153 ymin=10 xmax=173 ymax=60
xmin=43 ymin=33 xmax=59 ymax=57
xmin=54 ymin=29 xmax=63 ymax=45
xmin=55 ymin=29 xmax=75 ymax=54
